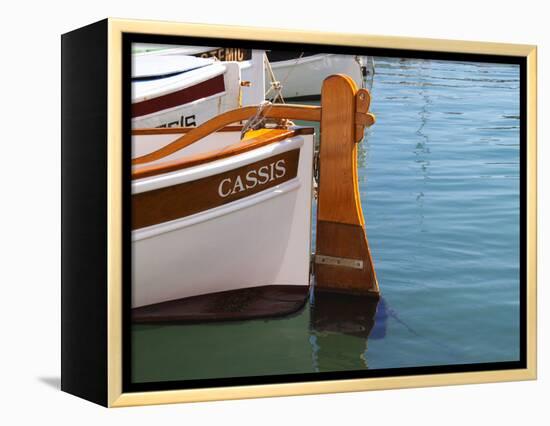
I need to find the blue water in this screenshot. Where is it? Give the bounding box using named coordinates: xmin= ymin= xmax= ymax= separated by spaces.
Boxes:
xmin=132 ymin=57 xmax=520 ymax=382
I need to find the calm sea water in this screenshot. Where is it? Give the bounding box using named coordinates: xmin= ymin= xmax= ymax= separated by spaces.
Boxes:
xmin=132 ymin=57 xmax=521 ymax=383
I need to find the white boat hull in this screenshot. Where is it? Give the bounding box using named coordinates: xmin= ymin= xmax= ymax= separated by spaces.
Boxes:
xmin=132 ymin=62 xmax=242 ymax=129
xmin=132 ymin=131 xmax=314 ymax=308
xmin=253 ymin=53 xmax=369 ymax=100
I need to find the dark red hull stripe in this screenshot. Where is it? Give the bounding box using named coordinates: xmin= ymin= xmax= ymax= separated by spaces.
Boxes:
xmin=132 ymin=74 xmax=225 ymax=118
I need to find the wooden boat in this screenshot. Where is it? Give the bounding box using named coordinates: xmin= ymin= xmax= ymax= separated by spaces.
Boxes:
xmin=132 ymin=54 xmax=243 ymax=129
xmin=132 ymin=125 xmax=315 ymax=316
xmin=131 ymin=74 xmax=379 ymax=323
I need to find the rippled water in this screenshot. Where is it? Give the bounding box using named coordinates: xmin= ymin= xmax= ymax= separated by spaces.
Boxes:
xmin=132 ymin=57 xmax=520 ymax=383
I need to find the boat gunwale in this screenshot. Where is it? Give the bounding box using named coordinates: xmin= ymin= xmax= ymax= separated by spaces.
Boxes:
xmin=132 ymin=126 xmax=314 ymax=180
xmin=132 ymin=135 xmax=305 ymax=193
xmin=132 ymin=125 xmax=244 ymax=135
xmin=269 ymin=52 xmax=366 ymax=68
xmin=132 ymin=103 xmax=322 ymax=165
xmin=132 ymin=61 xmax=227 ymax=103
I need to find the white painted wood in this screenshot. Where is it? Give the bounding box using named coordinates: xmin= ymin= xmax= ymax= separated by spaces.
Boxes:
xmin=260 ymin=53 xmax=369 ymax=99
xmin=132 ymin=62 xmax=242 ymax=128
xmin=131 ymin=133 xmax=314 ymax=308
xmin=240 ymin=49 xmax=266 ymax=105
xmin=132 ymin=54 xmax=214 ymax=78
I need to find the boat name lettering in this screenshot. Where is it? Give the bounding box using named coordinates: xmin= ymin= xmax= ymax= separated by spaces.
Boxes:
xmin=218 ymin=159 xmax=286 ymax=198
xmin=197 ymin=48 xmax=251 ymax=62
xmin=156 ymin=114 xmax=197 ymax=128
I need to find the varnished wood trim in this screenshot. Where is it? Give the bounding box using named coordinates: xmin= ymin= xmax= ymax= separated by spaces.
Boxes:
xmin=132 ymin=125 xmax=244 ymax=135
xmin=315 ymin=221 xmax=378 ymax=295
xmin=133 ymin=148 xmax=299 ymax=230
xmin=318 ymin=75 xmax=363 ymax=225
xmin=315 ymin=74 xmax=378 ymax=295
xmin=133 ymin=127 xmax=312 ymax=180
xmin=355 ymin=88 xmax=374 ymax=142
xmin=132 ymin=104 xmax=321 ymax=165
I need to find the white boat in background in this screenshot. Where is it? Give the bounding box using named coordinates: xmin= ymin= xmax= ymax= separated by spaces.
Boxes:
xmin=259 ymin=52 xmax=374 ymax=100
xmin=133 ymin=44 xmax=374 ymax=103
xmin=132 ymin=55 xmax=244 ymax=129
xmin=134 ymin=46 xmax=266 ymax=109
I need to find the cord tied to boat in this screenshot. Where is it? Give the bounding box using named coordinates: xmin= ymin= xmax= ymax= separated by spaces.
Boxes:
xmin=354 ymin=55 xmax=376 ymax=92
xmin=240 ymin=100 xmax=296 ymax=139
xmin=240 ymin=100 xmax=272 ymax=139
xmin=264 ymin=54 xmax=285 ymax=103
xmin=313 ymin=147 xmax=320 ymax=200
xmin=264 ymin=51 xmax=305 ymax=103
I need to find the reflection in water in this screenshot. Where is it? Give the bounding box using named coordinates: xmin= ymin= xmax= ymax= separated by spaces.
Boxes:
xmin=414 ymin=61 xmax=431 ymax=233
xmin=309 ymin=290 xmax=378 ymax=370
xmin=310 ymin=290 xmax=378 ymax=339
xmin=308 ymin=289 xmax=462 ymax=370
xmin=357 ymin=136 xmax=368 ymax=169
xmin=308 ymin=290 xmax=424 ymax=370
xmin=414 ymin=62 xmax=432 ymax=166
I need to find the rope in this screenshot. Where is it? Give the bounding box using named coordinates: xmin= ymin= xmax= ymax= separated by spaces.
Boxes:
xmin=354 ymin=55 xmax=366 ymax=89
xmin=264 ymin=53 xmax=285 ymax=103
xmin=355 ymin=55 xmax=376 ymax=92
xmin=240 ymin=100 xmax=272 ymax=139
xmin=264 ymin=52 xmax=305 ymax=103
xmin=240 ymin=52 xmax=306 ymax=139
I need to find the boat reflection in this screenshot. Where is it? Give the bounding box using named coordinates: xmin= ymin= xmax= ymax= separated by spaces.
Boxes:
xmin=310 ymin=290 xmax=380 ymax=339
xmin=309 ymin=289 xmax=382 ymax=370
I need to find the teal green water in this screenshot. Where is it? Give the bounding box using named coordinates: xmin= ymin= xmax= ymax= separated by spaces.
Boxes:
xmin=132 ymin=57 xmax=520 ymax=383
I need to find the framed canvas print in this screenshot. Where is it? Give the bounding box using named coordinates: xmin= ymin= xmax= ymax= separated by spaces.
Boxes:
xmin=61 ymin=18 xmax=537 ymax=407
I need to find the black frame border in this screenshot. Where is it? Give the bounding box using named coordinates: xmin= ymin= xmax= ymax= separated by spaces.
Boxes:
xmin=122 ymin=33 xmax=527 ymax=393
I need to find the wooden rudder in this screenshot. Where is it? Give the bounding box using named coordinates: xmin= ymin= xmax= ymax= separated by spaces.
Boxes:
xmin=315 ymin=74 xmax=379 ymax=297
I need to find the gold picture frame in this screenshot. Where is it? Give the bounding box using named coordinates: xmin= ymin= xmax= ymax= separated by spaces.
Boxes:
xmin=61 ymin=17 xmax=537 ymax=407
